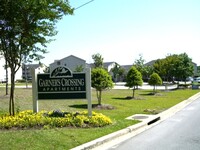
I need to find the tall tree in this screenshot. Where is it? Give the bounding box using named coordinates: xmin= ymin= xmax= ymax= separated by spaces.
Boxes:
xmin=164 ymin=54 xmax=179 ymax=82
xmin=153 ymin=55 xmax=177 ymax=82
xmin=111 ymin=63 xmax=125 ymax=82
xmin=197 ymin=66 xmax=200 ymax=77
xmin=143 ymin=65 xmax=154 ymax=81
xmin=0 ymin=0 xmax=73 ymax=115
xmin=125 ymin=66 xmax=143 ymax=98
xmin=134 ymin=54 xmax=153 ymax=81
xmin=153 ymin=53 xmax=193 ymax=84
xmin=91 ymin=68 xmax=113 ymax=105
xmin=92 ymin=53 xmax=104 ymax=68
xmin=153 ymin=59 xmax=167 ymax=80
xmin=134 ymin=54 xmax=145 ymax=74
xmin=173 ymin=53 xmax=194 ymax=82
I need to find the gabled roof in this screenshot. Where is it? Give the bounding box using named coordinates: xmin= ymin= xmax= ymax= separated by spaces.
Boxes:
xmin=50 ymin=55 xmax=86 ymax=65
xmin=89 ymin=62 xmax=117 ymax=68
xmin=144 ymin=60 xmax=157 ymax=66
xmin=121 ymin=65 xmax=132 ymax=71
xmin=103 ymin=62 xmax=116 ymax=68
xmin=63 ymin=55 xmax=86 ymax=62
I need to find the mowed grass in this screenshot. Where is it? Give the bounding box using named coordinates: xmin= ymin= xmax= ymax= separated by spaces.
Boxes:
xmin=0 ymin=87 xmax=199 ymax=150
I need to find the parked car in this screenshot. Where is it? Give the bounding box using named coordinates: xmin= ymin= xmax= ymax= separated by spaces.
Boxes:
xmin=186 ymin=77 xmax=193 ymax=82
xmin=0 ymin=80 xmax=7 ymax=84
xmin=193 ymin=77 xmax=200 ymax=83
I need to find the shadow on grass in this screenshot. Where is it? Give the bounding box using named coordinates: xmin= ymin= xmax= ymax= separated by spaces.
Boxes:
xmin=69 ymin=104 xmax=101 ymax=109
xmin=139 ymin=92 xmax=155 ymax=96
xmin=69 ymin=104 xmax=115 ymax=110
xmin=139 ymin=90 xmax=176 ymax=96
xmin=112 ymin=97 xmax=129 ymax=100
xmin=69 ymin=104 xmax=88 ymax=109
xmin=112 ymin=96 xmax=145 ymax=100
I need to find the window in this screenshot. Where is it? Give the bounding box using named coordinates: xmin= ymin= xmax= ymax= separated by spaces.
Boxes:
xmin=57 ymin=61 xmax=61 ymax=65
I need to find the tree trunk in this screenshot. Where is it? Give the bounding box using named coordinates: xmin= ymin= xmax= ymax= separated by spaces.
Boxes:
xmin=96 ymin=90 xmax=102 ymax=105
xmin=132 ymin=87 xmax=135 ymax=99
xmin=5 ymin=60 xmax=8 ymax=95
xmin=177 ymin=81 xmax=180 ymax=89
xmin=9 ymin=70 xmax=15 ymax=116
xmin=153 ymin=85 xmax=156 ymax=94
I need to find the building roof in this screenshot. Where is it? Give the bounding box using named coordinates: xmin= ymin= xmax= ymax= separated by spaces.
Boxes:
xmin=24 ymin=64 xmax=40 ymax=69
xmin=121 ymin=65 xmax=133 ymax=71
xmin=144 ymin=59 xmax=197 ymax=67
xmin=50 ymin=55 xmax=86 ymax=65
xmin=89 ymin=62 xmax=116 ymax=68
xmin=103 ymin=62 xmax=116 ymax=68
xmin=144 ymin=60 xmax=157 ymax=66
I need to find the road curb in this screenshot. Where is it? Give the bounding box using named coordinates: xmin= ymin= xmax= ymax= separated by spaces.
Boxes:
xmin=71 ymin=92 xmax=200 ymax=150
xmin=159 ymin=92 xmax=200 ymax=120
xmin=70 ymin=121 xmax=148 ymax=150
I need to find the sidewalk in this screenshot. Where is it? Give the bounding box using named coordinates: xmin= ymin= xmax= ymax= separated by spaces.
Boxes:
xmin=1 ymin=82 xmax=178 ymax=90
xmin=113 ymin=82 xmax=178 ymax=90
xmin=71 ymin=92 xmax=200 ymax=150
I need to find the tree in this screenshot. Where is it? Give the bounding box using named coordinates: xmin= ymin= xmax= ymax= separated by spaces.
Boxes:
xmin=134 ymin=54 xmax=153 ymax=81
xmin=0 ymin=0 xmax=73 ymax=115
xmin=91 ymin=68 xmax=113 ymax=105
xmin=92 ymin=53 xmax=104 ymax=68
xmin=111 ymin=63 xmax=125 ymax=82
xmin=153 ymin=56 xmax=175 ymax=82
xmin=148 ymin=73 xmax=162 ymax=94
xmin=153 ymin=53 xmax=193 ymax=84
xmin=163 ymin=55 xmax=179 ymax=82
xmin=74 ymin=65 xmax=84 ymax=72
xmin=197 ymin=66 xmax=200 ymax=77
xmin=134 ymin=54 xmax=145 ymax=74
xmin=125 ymin=66 xmax=143 ymax=99
xmin=173 ymin=53 xmax=194 ymax=82
xmin=4 ymin=59 xmax=8 ymax=95
xmin=153 ymin=59 xmax=167 ymax=81
xmin=143 ymin=65 xmax=154 ymax=81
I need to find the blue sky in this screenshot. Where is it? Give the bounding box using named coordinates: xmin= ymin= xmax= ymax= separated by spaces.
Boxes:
xmin=43 ymin=0 xmax=200 ymax=66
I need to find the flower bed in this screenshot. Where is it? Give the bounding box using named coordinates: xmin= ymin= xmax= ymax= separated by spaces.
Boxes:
xmin=0 ymin=110 xmax=112 ymax=129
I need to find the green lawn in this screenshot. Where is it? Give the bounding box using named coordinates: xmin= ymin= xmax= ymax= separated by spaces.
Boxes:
xmin=0 ymin=87 xmax=199 ymax=150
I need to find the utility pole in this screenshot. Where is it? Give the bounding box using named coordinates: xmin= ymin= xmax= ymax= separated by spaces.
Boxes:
xmin=75 ymin=0 xmax=94 ymax=10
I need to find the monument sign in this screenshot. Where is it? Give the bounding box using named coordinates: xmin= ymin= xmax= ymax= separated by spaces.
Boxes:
xmin=32 ymin=66 xmax=92 ymax=115
xmin=37 ymin=66 xmax=86 ymax=99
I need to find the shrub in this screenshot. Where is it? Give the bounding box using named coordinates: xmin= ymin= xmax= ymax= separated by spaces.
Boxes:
xmin=0 ymin=110 xmax=112 ymax=129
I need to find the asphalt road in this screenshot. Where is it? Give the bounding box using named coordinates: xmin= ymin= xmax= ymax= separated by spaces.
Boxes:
xmin=107 ymin=97 xmax=200 ymax=150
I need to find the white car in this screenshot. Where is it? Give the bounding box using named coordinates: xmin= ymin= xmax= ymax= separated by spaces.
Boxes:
xmin=186 ymin=77 xmax=193 ymax=81
xmin=193 ymin=77 xmax=200 ymax=83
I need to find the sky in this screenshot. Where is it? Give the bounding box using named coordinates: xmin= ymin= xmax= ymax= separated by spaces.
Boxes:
xmin=42 ymin=0 xmax=200 ymax=66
